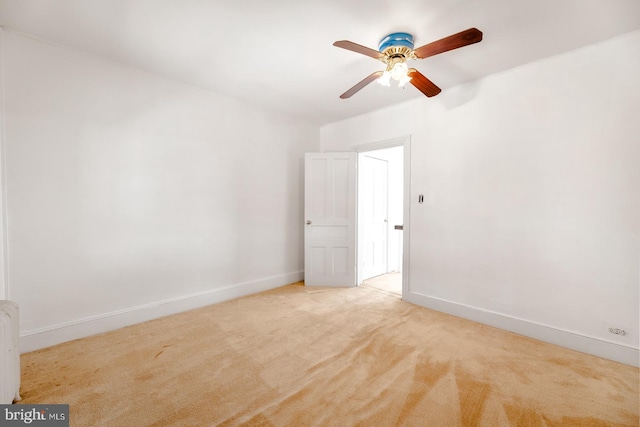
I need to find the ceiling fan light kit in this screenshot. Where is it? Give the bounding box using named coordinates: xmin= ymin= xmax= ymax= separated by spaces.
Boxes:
xmin=333 ymin=28 xmax=483 ymax=99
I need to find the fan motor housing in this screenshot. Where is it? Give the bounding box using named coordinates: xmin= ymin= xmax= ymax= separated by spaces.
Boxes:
xmin=378 ymin=32 xmax=416 ymax=61
xmin=378 ymin=32 xmax=414 ymax=51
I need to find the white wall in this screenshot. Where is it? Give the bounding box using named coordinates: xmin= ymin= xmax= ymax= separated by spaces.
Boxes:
xmin=1 ymin=30 xmax=319 ymax=351
xmin=0 ymin=29 xmax=8 ymax=301
xmin=322 ymin=30 xmax=640 ymax=366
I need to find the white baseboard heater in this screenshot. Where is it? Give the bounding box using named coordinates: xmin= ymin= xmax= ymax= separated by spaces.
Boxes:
xmin=0 ymin=300 xmax=20 ymax=404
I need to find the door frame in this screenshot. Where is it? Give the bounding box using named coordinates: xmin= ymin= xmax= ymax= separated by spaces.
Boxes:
xmin=353 ymin=136 xmax=411 ymax=298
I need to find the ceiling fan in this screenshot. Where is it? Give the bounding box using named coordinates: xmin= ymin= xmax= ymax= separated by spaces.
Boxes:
xmin=333 ymin=28 xmax=482 ymax=99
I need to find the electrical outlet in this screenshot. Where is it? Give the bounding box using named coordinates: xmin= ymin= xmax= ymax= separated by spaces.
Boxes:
xmin=608 ymin=327 xmax=628 ymax=336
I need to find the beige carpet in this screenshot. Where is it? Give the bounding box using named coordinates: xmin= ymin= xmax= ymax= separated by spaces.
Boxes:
xmin=362 ymin=272 xmax=402 ymax=295
xmin=18 ymin=283 xmax=639 ymax=426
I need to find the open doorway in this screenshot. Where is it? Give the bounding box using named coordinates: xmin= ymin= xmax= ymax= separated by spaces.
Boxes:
xmin=303 ymin=136 xmax=409 ymax=291
xmin=357 ymin=145 xmax=404 ymax=296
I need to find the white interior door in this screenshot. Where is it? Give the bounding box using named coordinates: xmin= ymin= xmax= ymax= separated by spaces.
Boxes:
xmin=360 ymin=154 xmax=389 ymax=280
xmin=304 ymin=152 xmax=356 ymax=287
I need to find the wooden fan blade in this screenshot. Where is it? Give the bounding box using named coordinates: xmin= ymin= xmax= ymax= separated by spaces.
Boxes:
xmin=414 ymin=28 xmax=483 ymax=59
xmin=339 ymin=71 xmax=384 ymax=99
xmin=408 ymin=69 xmax=441 ymax=97
xmin=333 ymin=40 xmax=384 ymax=60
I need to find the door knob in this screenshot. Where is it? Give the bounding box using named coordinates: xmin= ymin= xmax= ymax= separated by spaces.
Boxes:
xmin=306 ymin=220 xmax=312 ymax=225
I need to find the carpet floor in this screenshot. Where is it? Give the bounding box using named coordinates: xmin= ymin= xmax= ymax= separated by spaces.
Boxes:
xmin=362 ymin=272 xmax=402 ymax=296
xmin=18 ymin=283 xmax=639 ymax=426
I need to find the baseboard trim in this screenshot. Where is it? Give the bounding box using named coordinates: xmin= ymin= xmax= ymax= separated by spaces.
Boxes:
xmin=20 ymin=271 xmax=303 ymax=353
xmin=404 ymin=290 xmax=639 ymax=367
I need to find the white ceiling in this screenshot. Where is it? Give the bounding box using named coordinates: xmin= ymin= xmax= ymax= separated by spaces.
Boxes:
xmin=1 ymin=0 xmax=639 ymax=125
